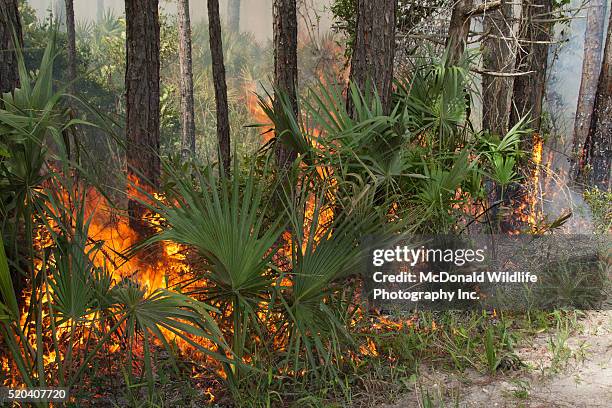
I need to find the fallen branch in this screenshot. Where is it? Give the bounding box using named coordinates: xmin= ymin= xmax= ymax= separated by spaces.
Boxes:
xmin=486 ymin=34 xmax=558 ymax=45
xmin=472 ymin=68 xmax=536 ymax=77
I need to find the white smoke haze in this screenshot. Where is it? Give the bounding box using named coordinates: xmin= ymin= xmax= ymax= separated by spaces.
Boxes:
xmin=26 ymin=0 xmax=603 ymax=125
xmin=22 ymin=0 xmax=606 ymax=233
xmin=26 ymin=0 xmax=335 ymax=44
xmin=542 ymin=0 xmax=610 ymax=232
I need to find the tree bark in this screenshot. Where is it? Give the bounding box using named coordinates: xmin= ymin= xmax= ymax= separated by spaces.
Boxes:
xmin=125 ymin=0 xmax=161 ymax=231
xmin=509 ymin=0 xmax=553 ymax=148
xmin=227 ymin=0 xmax=241 ymax=33
xmin=0 ymin=0 xmax=22 ymax=95
xmin=570 ymin=0 xmax=607 ymax=180
xmin=65 ymin=0 xmax=77 ymax=92
xmin=348 ymin=0 xmax=396 ymax=116
xmin=580 ymin=10 xmax=612 ymax=190
xmin=178 ymin=0 xmax=196 ymax=160
xmin=273 ymin=0 xmax=299 ymax=168
xmin=482 ymin=0 xmax=514 ymax=135
xmin=446 ymin=0 xmax=474 ymax=65
xmin=208 ymin=0 xmax=231 ymax=174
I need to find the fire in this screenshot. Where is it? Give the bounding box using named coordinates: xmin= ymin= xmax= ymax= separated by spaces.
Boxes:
xmin=243 ymin=31 xmax=347 ymax=145
xmin=77 ymin=186 xmax=174 ymax=292
xmin=504 ymin=133 xmax=546 ymax=233
xmin=0 ymin=176 xmax=198 ymax=385
xmin=372 ymin=315 xmax=415 ymax=331
xmin=525 ymin=133 xmax=544 ymax=228
xmin=244 ymin=80 xmax=273 ymax=139
xmin=359 ymin=337 xmax=379 ymax=357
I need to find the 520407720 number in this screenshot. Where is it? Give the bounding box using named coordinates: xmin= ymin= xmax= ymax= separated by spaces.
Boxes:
xmin=1 ymin=387 xmax=69 ymax=402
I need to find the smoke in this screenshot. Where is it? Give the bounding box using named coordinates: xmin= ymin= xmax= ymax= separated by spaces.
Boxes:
xmin=25 ymin=0 xmax=335 ymax=44
xmin=541 ymin=0 xmax=610 ymax=233
xmin=546 ymin=0 xmax=611 ymax=155
xmin=23 ymin=0 xmax=601 ymax=234
xmin=546 ymin=0 xmax=587 ymax=143
xmin=540 ymin=167 xmax=595 ymax=233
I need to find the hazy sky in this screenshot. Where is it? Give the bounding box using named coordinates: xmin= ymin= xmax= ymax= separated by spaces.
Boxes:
xmin=26 ymin=0 xmax=334 ymax=43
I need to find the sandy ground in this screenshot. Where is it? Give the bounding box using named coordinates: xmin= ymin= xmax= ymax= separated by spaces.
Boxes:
xmin=382 ymin=311 xmax=612 ymax=407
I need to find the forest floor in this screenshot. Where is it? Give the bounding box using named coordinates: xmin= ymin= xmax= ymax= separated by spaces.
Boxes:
xmin=382 ymin=310 xmax=612 ymax=408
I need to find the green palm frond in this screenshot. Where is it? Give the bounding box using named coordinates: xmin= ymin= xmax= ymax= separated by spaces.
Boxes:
xmin=396 ymin=52 xmax=472 ymax=150
xmin=488 ymin=154 xmax=518 ymax=187
xmin=148 ymin=162 xmax=284 ymax=301
xmin=277 ymin=174 xmax=396 ymax=379
xmin=140 ymin=160 xmax=285 ymax=383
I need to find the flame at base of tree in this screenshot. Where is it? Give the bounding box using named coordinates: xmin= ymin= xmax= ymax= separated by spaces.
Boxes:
xmin=512 ymin=133 xmax=545 ymax=232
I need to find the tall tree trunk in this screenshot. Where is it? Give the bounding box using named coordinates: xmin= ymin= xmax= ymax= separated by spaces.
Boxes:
xmin=125 ymin=0 xmax=161 ymax=232
xmin=208 ymin=0 xmax=231 ymax=174
xmin=64 ymin=0 xmax=77 ymax=162
xmin=348 ymin=0 xmax=396 ymax=116
xmin=482 ymin=0 xmax=514 ymax=135
xmin=65 ymin=0 xmax=77 ymax=92
xmin=273 ymin=0 xmax=298 ymax=168
xmin=0 ymin=0 xmax=22 ymax=95
xmin=570 ymin=0 xmax=607 ymax=180
xmin=97 ymin=0 xmax=105 ymax=22
xmin=580 ymin=10 xmax=612 ymax=190
xmin=446 ymin=0 xmax=474 ymax=65
xmin=178 ymin=0 xmax=196 ymax=160
xmin=509 ymin=0 xmax=553 ymax=149
xmin=227 ymin=0 xmax=240 ymax=33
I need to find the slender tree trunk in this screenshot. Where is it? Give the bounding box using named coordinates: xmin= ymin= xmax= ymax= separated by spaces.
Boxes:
xmin=65 ymin=0 xmax=77 ymax=92
xmin=178 ymin=0 xmax=196 ymax=160
xmin=0 ymin=0 xmax=24 ymax=305
xmin=125 ymin=0 xmax=161 ymax=232
xmin=273 ymin=0 xmax=298 ymax=168
xmin=446 ymin=0 xmax=474 ymax=65
xmin=348 ymin=0 xmax=396 ymax=116
xmin=482 ymin=0 xmax=514 ymax=135
xmin=208 ymin=0 xmax=231 ymax=174
xmin=509 ymin=0 xmax=553 ymax=148
xmin=570 ymin=0 xmax=607 ymax=180
xmin=0 ymin=0 xmax=22 ymax=95
xmin=227 ymin=0 xmax=241 ymax=33
xmin=63 ymin=0 xmax=77 ymax=162
xmin=97 ymin=0 xmax=105 ymax=22
xmin=580 ymin=10 xmax=612 ymax=190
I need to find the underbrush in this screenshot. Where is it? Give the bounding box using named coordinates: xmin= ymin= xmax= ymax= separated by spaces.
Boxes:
xmin=1 ymin=27 xmax=600 ymax=408
xmin=584 ymin=188 xmax=612 ymax=233
xmin=51 ymin=310 xmax=580 ymax=407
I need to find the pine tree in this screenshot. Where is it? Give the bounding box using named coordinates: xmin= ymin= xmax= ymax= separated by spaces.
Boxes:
xmin=208 ymin=0 xmax=231 ymax=174
xmin=0 ymin=0 xmax=22 ymax=95
xmin=125 ymin=0 xmax=161 ymax=231
xmin=65 ymin=0 xmax=77 ymax=91
xmin=482 ymin=1 xmax=514 ymax=135
xmin=446 ymin=0 xmax=473 ymax=65
xmin=178 ymin=0 xmax=196 ymax=160
xmin=580 ymin=9 xmax=612 ymax=190
xmin=509 ymin=0 xmax=553 ymax=148
xmin=273 ymin=0 xmax=299 ymax=167
xmin=570 ymin=0 xmax=607 ymax=180
xmin=347 ymin=0 xmax=396 ymax=115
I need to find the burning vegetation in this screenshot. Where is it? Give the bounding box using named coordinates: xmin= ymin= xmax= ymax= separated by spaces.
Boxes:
xmin=0 ymin=75 xmax=584 ymax=404
xmin=1 ymin=0 xmax=610 ymax=406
